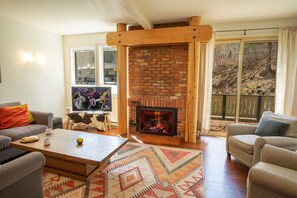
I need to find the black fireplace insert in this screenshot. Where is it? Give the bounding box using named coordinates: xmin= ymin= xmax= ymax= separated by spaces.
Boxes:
xmin=136 ymin=106 xmax=177 ymax=136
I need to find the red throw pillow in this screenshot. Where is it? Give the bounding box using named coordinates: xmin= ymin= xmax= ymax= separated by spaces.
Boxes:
xmin=0 ymin=106 xmax=29 ymax=129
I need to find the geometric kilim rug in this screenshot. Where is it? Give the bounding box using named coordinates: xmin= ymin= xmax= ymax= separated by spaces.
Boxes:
xmin=43 ymin=142 xmax=205 ymax=198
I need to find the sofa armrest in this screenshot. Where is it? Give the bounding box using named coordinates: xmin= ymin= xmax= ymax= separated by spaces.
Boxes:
xmin=0 ymin=152 xmax=45 ymax=191
xmin=252 ymin=136 xmax=297 ymax=166
xmin=30 ymin=110 xmax=53 ymax=128
xmin=261 ymin=144 xmax=297 ymax=171
xmin=0 ymin=135 xmax=11 ymax=150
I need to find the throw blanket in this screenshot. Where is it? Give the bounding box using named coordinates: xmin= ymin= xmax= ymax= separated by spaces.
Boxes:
xmin=66 ymin=112 xmax=110 ymax=131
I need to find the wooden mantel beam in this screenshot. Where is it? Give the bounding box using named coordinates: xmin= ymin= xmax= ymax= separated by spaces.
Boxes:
xmin=106 ymin=25 xmax=212 ymax=46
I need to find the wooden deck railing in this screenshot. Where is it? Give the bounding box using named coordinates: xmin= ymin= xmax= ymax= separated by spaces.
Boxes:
xmin=211 ymin=94 xmax=275 ymax=120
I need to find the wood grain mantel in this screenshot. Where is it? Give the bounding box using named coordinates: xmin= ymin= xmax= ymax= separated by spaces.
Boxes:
xmin=107 ymin=25 xmax=212 ymax=46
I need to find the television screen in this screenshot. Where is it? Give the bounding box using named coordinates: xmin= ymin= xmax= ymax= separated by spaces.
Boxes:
xmin=71 ymin=86 xmax=112 ymax=112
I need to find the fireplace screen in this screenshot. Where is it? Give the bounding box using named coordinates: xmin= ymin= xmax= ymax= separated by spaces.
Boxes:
xmin=136 ymin=106 xmax=177 ymax=136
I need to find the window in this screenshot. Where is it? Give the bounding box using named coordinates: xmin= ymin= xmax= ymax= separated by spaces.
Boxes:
xmin=103 ymin=47 xmax=117 ymax=85
xmin=211 ymin=39 xmax=278 ymax=133
xmin=71 ymin=46 xmax=118 ymax=94
xmin=73 ymin=48 xmax=95 ymax=85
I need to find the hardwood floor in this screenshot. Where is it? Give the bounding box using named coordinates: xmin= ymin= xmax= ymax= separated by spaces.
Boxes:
xmin=84 ymin=126 xmax=249 ymax=198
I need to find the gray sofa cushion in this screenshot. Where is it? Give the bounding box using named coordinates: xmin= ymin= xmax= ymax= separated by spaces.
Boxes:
xmin=229 ymin=134 xmax=259 ymax=154
xmin=0 ymin=125 xmax=47 ymax=141
xmin=0 ymin=147 xmax=27 ymax=163
xmin=262 ymin=111 xmax=297 ymax=137
xmin=0 ymin=102 xmax=21 ymax=108
xmin=0 ymin=136 xmax=11 ymax=150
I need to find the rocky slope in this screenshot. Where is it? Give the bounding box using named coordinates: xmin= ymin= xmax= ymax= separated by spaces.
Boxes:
xmin=212 ymin=42 xmax=277 ymax=96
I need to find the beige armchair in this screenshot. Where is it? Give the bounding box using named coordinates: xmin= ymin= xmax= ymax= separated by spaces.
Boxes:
xmin=226 ymin=111 xmax=297 ymax=167
xmin=247 ymin=144 xmax=297 ymax=198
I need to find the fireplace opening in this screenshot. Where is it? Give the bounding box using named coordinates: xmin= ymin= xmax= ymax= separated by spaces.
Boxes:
xmin=136 ymin=106 xmax=177 ymax=136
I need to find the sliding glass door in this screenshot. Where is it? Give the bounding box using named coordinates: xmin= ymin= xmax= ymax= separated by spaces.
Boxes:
xmin=211 ymin=42 xmax=240 ymax=132
xmin=210 ymin=38 xmax=278 ymax=134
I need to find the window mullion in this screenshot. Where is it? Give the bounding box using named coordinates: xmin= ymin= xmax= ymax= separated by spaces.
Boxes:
xmin=235 ymin=39 xmax=244 ymax=123
xmin=95 ymin=44 xmax=100 ymax=86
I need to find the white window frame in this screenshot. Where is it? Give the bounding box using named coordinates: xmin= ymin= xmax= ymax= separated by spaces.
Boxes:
xmin=70 ymin=46 xmax=97 ymax=86
xmin=98 ymin=46 xmax=117 ymax=95
xmin=70 ymin=45 xmax=117 ymax=95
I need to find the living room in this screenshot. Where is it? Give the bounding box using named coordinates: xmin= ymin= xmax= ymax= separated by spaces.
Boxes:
xmin=0 ymin=0 xmax=297 ymax=197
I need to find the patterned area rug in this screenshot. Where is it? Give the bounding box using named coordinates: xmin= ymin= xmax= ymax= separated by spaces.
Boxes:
xmin=43 ymin=142 xmax=204 ymax=198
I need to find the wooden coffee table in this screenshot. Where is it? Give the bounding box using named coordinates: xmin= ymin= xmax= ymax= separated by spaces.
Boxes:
xmin=10 ymin=129 xmax=128 ymax=181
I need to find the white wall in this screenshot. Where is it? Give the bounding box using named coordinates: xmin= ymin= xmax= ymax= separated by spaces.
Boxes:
xmin=63 ymin=33 xmax=118 ymax=122
xmin=0 ymin=15 xmax=65 ymax=117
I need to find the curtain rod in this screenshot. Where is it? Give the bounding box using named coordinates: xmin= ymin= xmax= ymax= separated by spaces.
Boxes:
xmin=216 ymin=27 xmax=279 ymax=33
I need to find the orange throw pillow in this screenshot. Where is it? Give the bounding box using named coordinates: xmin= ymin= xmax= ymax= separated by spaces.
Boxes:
xmin=8 ymin=104 xmax=35 ymax=123
xmin=0 ymin=106 xmax=29 ymax=129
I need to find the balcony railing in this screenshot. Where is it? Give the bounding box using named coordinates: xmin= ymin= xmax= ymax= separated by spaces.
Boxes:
xmin=211 ymin=94 xmax=275 ymax=120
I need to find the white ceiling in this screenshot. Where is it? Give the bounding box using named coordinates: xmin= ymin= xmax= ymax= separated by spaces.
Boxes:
xmin=0 ymin=0 xmax=297 ymax=35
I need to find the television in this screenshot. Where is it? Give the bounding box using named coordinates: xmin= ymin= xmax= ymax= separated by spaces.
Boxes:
xmin=71 ymin=86 xmax=112 ymax=112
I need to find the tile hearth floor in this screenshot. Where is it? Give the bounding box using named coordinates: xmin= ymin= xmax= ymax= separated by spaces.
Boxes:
xmin=78 ymin=127 xmax=249 ymax=198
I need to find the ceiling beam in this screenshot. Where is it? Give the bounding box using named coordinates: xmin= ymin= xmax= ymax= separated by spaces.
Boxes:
xmin=120 ymin=0 xmax=153 ymax=29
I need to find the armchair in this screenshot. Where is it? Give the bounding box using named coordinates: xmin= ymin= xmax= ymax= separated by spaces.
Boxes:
xmin=247 ymin=144 xmax=297 ymax=198
xmin=0 ymin=152 xmax=45 ymax=198
xmin=226 ymin=111 xmax=297 ymax=167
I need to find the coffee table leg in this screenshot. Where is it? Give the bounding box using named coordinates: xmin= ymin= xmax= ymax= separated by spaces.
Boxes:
xmin=87 ymin=159 xmax=110 ymax=180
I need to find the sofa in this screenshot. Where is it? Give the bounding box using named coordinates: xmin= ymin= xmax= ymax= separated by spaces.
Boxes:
xmin=0 ymin=152 xmax=45 ymax=198
xmin=0 ymin=102 xmax=53 ymax=163
xmin=226 ymin=111 xmax=297 ymax=167
xmin=247 ymin=144 xmax=297 ymax=198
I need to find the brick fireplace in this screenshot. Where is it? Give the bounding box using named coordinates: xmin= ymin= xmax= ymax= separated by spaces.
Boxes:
xmin=107 ymin=17 xmax=212 ymax=141
xmin=128 ymin=44 xmax=188 ymax=136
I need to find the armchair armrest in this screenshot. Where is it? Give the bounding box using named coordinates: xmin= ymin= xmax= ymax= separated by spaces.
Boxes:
xmin=226 ymin=124 xmax=257 ymax=137
xmin=261 ymin=144 xmax=297 ymax=171
xmin=30 ymin=110 xmax=53 ymax=128
xmin=0 ymin=152 xmax=45 ymax=191
xmin=252 ymin=136 xmax=297 ymax=166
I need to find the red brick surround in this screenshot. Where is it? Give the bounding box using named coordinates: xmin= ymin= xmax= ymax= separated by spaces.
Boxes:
xmin=128 ymin=45 xmax=188 ymax=136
